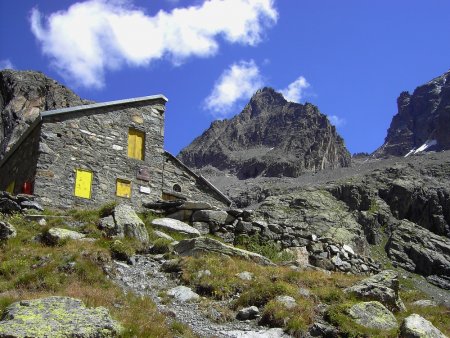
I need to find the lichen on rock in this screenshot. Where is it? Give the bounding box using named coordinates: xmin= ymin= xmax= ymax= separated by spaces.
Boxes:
xmin=0 ymin=296 xmax=122 ymax=337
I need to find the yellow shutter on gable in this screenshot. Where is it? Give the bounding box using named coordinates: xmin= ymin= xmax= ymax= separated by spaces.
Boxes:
xmin=128 ymin=129 xmax=144 ymax=160
xmin=116 ymin=179 xmax=131 ymax=198
xmin=74 ymin=169 xmax=93 ymax=199
xmin=6 ymin=181 xmax=15 ymax=194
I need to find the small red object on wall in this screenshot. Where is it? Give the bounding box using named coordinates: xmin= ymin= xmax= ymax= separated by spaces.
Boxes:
xmin=22 ymin=181 xmax=33 ymax=194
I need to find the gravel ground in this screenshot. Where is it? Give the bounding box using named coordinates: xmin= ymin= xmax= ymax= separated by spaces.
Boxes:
xmin=112 ymin=255 xmax=290 ymax=338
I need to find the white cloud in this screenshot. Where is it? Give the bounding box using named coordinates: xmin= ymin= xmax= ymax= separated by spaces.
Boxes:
xmin=279 ymin=76 xmax=309 ymax=102
xmin=328 ymin=115 xmax=346 ymax=127
xmin=30 ymin=0 xmax=277 ymax=88
xmin=0 ymin=59 xmax=14 ymax=70
xmin=204 ymin=60 xmax=263 ymax=118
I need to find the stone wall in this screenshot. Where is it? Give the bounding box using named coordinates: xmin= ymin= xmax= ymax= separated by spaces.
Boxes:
xmin=162 ymin=153 xmax=231 ymax=208
xmin=0 ymin=123 xmax=41 ymax=194
xmin=34 ymin=99 xmax=166 ymax=209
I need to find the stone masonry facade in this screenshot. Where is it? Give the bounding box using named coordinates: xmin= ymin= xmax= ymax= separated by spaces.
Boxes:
xmin=0 ymin=95 xmax=231 ymax=209
xmin=163 ymin=152 xmax=231 ymax=208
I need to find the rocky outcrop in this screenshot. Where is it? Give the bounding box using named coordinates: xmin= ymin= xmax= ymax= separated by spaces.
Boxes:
xmin=173 ymin=237 xmax=273 ymax=265
xmin=0 ymin=296 xmax=122 ymax=337
xmin=344 ymin=270 xmax=406 ymax=312
xmin=178 ymin=87 xmax=351 ymax=178
xmin=386 ymin=220 xmax=450 ymax=289
xmin=347 ymin=301 xmax=398 ymax=331
xmin=374 ymin=70 xmax=450 ymax=157
xmin=0 ymin=70 xmax=92 ymax=158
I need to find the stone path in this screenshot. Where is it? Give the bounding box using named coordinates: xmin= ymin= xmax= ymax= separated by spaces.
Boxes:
xmin=112 ymin=255 xmax=290 ymax=338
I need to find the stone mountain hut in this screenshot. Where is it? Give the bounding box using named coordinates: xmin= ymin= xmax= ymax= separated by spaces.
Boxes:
xmin=0 ymin=95 xmax=231 ymax=209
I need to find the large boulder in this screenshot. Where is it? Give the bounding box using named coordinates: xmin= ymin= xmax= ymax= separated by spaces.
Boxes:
xmin=344 ymin=270 xmax=406 ymax=312
xmin=151 ymin=218 xmax=200 ymax=237
xmin=43 ymin=227 xmax=86 ymax=245
xmin=173 ymin=237 xmax=273 ymax=265
xmin=0 ymin=296 xmax=122 ymax=337
xmin=347 ymin=301 xmax=398 ymax=331
xmin=0 ymin=221 xmax=16 ymax=240
xmin=400 ymin=314 xmax=446 ymax=338
xmin=113 ymin=204 xmax=149 ymax=243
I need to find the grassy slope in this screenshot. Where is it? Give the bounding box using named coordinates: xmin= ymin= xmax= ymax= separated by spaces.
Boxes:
xmin=0 ymin=207 xmax=448 ymax=337
xmin=0 ymin=208 xmax=195 ymax=338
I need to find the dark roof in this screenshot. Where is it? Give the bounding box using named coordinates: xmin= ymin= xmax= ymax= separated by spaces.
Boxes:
xmin=41 ymin=94 xmax=168 ymax=118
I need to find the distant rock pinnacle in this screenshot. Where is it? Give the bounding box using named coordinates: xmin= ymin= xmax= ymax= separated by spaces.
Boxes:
xmin=374 ymin=70 xmax=450 ymax=157
xmin=178 ymin=87 xmax=351 ymax=178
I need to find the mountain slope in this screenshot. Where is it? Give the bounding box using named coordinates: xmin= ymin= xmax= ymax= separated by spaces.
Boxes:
xmin=374 ymin=70 xmax=450 ymax=157
xmin=178 ymin=88 xmax=351 ymax=179
xmin=0 ymin=70 xmax=91 ymax=158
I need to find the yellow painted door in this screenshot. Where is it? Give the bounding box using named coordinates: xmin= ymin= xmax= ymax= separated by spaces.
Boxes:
xmin=128 ymin=129 xmax=144 ymax=160
xmin=74 ymin=169 xmax=93 ymax=199
xmin=116 ymin=179 xmax=131 ymax=198
xmin=6 ymin=181 xmax=15 ymax=194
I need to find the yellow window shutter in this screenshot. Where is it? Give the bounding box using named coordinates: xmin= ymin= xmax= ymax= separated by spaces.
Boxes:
xmin=116 ymin=179 xmax=131 ymax=198
xmin=128 ymin=131 xmax=136 ymax=158
xmin=74 ymin=169 xmax=93 ymax=199
xmin=6 ymin=181 xmax=15 ymax=194
xmin=128 ymin=129 xmax=144 ymax=160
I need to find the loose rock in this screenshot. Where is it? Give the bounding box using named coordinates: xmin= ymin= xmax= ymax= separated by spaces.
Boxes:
xmin=236 ymin=306 xmax=259 ymax=320
xmin=166 ymin=286 xmax=200 ymax=302
xmin=0 ymin=221 xmax=16 ymax=240
xmin=400 ymin=313 xmax=446 ymax=338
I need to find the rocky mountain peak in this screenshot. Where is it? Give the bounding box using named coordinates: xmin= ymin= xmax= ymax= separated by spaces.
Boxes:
xmin=0 ymin=69 xmax=92 ymax=158
xmin=178 ymin=88 xmax=351 ymax=179
xmin=374 ymin=70 xmax=450 ymax=157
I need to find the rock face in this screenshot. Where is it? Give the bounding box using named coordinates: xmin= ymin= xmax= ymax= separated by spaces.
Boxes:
xmin=386 ymin=220 xmax=450 ymax=289
xmin=0 ymin=70 xmax=91 ymax=159
xmin=178 ymin=87 xmax=351 ymax=178
xmin=0 ymin=296 xmax=122 ymax=337
xmin=374 ymin=70 xmax=450 ymax=157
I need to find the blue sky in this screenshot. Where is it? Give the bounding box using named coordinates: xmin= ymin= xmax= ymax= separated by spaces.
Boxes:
xmin=1 ymin=0 xmax=449 ymax=155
